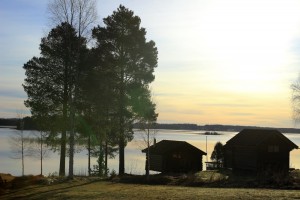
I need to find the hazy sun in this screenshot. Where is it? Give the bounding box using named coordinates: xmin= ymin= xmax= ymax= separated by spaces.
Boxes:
xmin=195 ymin=0 xmax=300 ymax=93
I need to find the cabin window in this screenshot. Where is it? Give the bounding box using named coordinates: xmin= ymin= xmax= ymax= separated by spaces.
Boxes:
xmin=172 ymin=153 xmax=181 ymax=159
xmin=268 ymin=145 xmax=279 ymax=152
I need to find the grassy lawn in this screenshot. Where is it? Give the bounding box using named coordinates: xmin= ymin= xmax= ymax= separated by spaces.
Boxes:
xmin=1 ymin=180 xmax=300 ymax=200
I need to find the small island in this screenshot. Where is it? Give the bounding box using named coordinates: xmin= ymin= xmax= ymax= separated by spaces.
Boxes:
xmin=202 ymin=131 xmax=222 ymax=135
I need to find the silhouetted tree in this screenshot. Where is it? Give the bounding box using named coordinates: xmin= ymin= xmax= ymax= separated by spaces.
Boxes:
xmin=211 ymin=142 xmax=224 ymax=168
xmin=48 ymin=0 xmax=98 ymax=179
xmin=23 ymin=22 xmax=87 ymax=176
xmin=92 ymin=5 xmax=158 ymax=175
xmin=80 ymin=44 xmax=119 ymax=176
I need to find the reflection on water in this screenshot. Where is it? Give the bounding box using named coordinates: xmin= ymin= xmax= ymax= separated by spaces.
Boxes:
xmin=0 ymin=128 xmax=299 ymax=176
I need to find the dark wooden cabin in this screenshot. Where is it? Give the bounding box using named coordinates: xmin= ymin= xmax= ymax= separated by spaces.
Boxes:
xmin=224 ymin=129 xmax=298 ymax=173
xmin=142 ymin=140 xmax=206 ymax=173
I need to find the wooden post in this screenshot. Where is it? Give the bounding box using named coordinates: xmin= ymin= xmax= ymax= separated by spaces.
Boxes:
xmin=206 ymin=136 xmax=208 ymax=162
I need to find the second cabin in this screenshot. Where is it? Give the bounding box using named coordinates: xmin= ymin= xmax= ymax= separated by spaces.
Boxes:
xmin=224 ymin=129 xmax=298 ymax=173
xmin=142 ymin=140 xmax=207 ymax=173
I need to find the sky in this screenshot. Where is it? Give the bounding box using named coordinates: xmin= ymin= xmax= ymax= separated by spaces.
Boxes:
xmin=1 ymin=0 xmax=300 ymax=128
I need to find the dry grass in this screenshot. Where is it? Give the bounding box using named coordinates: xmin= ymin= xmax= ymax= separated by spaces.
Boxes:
xmin=0 ymin=174 xmax=15 ymax=183
xmin=1 ymin=170 xmax=300 ymax=199
xmin=1 ymin=179 xmax=300 ymax=200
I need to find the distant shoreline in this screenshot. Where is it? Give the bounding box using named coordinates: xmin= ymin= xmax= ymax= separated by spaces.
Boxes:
xmin=136 ymin=123 xmax=300 ymax=134
xmin=0 ymin=126 xmax=16 ymax=129
xmin=1 ymin=118 xmax=300 ymax=133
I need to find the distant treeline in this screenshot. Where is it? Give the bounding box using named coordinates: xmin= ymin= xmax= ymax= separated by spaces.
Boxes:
xmin=135 ymin=123 xmax=300 ymax=134
xmin=2 ymin=118 xmax=300 ymax=133
xmin=0 ymin=117 xmax=37 ymax=130
xmin=0 ymin=118 xmax=18 ymax=127
xmin=200 ymin=124 xmax=300 ymax=134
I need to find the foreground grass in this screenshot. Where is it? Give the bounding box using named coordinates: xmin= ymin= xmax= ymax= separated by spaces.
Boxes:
xmin=1 ymin=180 xmax=300 ymax=200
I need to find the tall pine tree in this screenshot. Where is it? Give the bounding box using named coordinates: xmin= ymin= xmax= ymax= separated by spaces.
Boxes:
xmin=23 ymin=22 xmax=87 ymax=176
xmin=92 ymin=5 xmax=158 ymax=175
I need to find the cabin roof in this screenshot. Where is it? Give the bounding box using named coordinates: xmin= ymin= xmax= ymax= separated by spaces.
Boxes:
xmin=225 ymin=129 xmax=298 ymax=149
xmin=142 ymin=140 xmax=207 ymax=155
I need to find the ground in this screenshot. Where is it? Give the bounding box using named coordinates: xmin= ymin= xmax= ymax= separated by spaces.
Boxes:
xmin=1 ymin=170 xmax=300 ymax=200
xmin=1 ymin=180 xmax=300 ymax=200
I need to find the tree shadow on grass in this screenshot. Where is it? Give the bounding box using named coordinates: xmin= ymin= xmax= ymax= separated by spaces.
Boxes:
xmin=1 ymin=179 xmax=102 ymax=200
xmin=1 ymin=185 xmax=47 ymax=196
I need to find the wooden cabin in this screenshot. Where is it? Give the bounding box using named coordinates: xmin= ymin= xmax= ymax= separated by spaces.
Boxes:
xmin=142 ymin=140 xmax=206 ymax=173
xmin=224 ymin=129 xmax=298 ymax=173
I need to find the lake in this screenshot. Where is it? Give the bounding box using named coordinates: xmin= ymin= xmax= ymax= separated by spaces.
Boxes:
xmin=0 ymin=128 xmax=300 ymax=176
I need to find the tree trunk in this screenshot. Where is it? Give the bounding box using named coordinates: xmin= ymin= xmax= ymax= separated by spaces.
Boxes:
xmin=119 ymin=133 xmax=125 ymax=175
xmin=21 ymin=131 xmax=24 ymax=176
xmin=118 ymin=66 xmax=125 ymax=175
xmin=69 ymin=135 xmax=74 ymax=178
xmin=40 ymin=133 xmax=43 ymax=175
xmin=68 ymin=28 xmax=82 ymax=179
xmin=146 ymin=128 xmax=150 ymax=179
xmin=105 ymin=140 xmax=108 ymax=176
xmin=88 ymin=134 xmax=91 ymax=176
xmin=69 ymin=108 xmax=75 ymax=179
xmin=21 ymin=120 xmax=24 ymax=176
xmin=59 ymin=74 xmax=69 ymax=177
xmin=59 ymin=131 xmax=66 ymax=176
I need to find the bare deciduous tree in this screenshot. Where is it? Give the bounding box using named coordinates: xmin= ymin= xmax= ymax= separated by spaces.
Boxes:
xmin=291 ymin=77 xmax=300 ymax=123
xmin=134 ymin=91 xmax=158 ymax=178
xmin=138 ymin=123 xmax=158 ymax=178
xmin=48 ymin=0 xmax=98 ymax=38
xmin=9 ymin=120 xmax=30 ymax=176
xmin=28 ymin=131 xmax=51 ymax=175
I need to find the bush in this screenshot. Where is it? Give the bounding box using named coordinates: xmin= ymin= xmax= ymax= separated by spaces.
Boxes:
xmin=109 ymin=170 xmax=117 ymax=179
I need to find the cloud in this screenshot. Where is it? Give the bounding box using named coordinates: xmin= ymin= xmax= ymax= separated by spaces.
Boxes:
xmin=154 ymin=92 xmax=185 ymax=97
xmin=198 ymin=103 xmax=261 ymax=108
xmin=227 ymin=112 xmax=256 ymax=117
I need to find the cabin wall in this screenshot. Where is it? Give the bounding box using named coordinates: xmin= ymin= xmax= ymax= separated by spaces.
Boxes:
xmin=259 ymin=134 xmax=291 ymax=172
xmin=225 ymin=144 xmax=291 ymax=172
xmin=165 ymin=151 xmax=202 ymax=173
xmin=257 ymin=144 xmax=290 ymax=172
xmin=148 ymin=154 xmax=163 ymax=172
xmin=148 ymin=148 xmax=204 ymax=173
xmin=224 ymin=148 xmax=233 ymax=169
xmin=224 ymin=130 xmax=296 ymax=173
xmin=224 ymin=146 xmax=257 ymax=171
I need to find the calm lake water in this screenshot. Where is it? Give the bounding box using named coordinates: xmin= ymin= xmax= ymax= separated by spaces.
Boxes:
xmin=1 ymin=128 xmax=300 ymax=176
